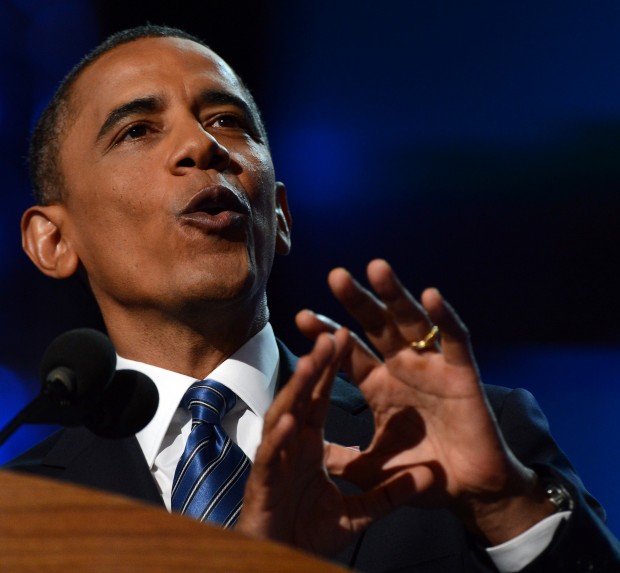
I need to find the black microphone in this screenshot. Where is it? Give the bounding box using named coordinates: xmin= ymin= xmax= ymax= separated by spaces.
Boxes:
xmin=35 ymin=328 xmax=117 ymax=426
xmin=0 ymin=328 xmax=159 ymax=446
xmin=85 ymin=369 xmax=159 ymax=438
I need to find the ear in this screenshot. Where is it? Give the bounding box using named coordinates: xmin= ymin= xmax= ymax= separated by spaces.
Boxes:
xmin=21 ymin=205 xmax=80 ymax=279
xmin=274 ymin=182 xmax=292 ymax=256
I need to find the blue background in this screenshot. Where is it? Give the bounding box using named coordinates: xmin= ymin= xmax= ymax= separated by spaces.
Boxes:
xmin=2 ymin=0 xmax=620 ymax=534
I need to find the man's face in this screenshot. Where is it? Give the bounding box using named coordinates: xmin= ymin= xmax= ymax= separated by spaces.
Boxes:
xmin=53 ymin=37 xmax=290 ymax=321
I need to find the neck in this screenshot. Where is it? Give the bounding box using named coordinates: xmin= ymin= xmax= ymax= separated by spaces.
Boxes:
xmin=101 ymin=298 xmax=269 ymax=379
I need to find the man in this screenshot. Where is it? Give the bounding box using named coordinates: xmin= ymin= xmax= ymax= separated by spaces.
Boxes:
xmin=8 ymin=25 xmax=620 ymax=571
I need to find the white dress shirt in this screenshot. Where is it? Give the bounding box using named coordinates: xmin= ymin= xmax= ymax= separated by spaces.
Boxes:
xmin=117 ymin=322 xmax=568 ymax=570
xmin=119 ymin=323 xmax=279 ymax=510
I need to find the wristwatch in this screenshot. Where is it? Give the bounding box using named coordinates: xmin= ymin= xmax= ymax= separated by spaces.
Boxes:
xmin=543 ymin=481 xmax=574 ymax=512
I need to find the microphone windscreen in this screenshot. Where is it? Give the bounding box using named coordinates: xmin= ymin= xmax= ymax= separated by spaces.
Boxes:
xmin=86 ymin=369 xmax=159 ymax=439
xmin=39 ymin=328 xmax=116 ymax=402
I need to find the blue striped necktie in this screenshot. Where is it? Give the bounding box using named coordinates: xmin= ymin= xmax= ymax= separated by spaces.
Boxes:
xmin=171 ymin=379 xmax=250 ymax=527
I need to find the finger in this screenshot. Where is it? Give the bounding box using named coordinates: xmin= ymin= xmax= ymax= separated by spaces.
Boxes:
xmin=306 ymin=328 xmax=351 ymax=428
xmin=327 ymin=446 xmax=441 ymax=509
xmin=295 ymin=309 xmax=342 ymax=339
xmin=252 ymin=413 xmax=298 ymax=486
xmin=327 ymin=266 xmax=426 ymax=359
xmin=324 ymin=442 xmax=362 ymax=477
xmin=345 ymin=472 xmax=417 ymax=523
xmin=421 ymin=288 xmax=477 ymax=369
xmin=296 ymin=309 xmax=382 ymax=385
xmin=263 ymin=332 xmax=336 ymax=434
xmin=366 ymin=259 xmax=435 ymax=345
xmin=325 ymin=446 xmax=381 ymax=491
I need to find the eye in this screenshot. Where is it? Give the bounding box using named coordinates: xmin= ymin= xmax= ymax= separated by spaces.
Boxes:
xmin=117 ymin=123 xmax=151 ymax=142
xmin=206 ymin=112 xmax=263 ymax=142
xmin=211 ymin=114 xmax=245 ymax=129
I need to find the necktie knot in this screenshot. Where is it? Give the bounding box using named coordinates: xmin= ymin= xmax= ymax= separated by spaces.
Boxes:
xmin=182 ymin=379 xmax=236 ymax=425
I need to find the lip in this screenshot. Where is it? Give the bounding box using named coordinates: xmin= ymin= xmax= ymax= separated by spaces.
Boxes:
xmin=178 ymin=185 xmax=250 ymax=231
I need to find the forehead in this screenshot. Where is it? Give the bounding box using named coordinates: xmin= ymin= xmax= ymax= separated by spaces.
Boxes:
xmin=68 ymin=37 xmax=246 ymax=125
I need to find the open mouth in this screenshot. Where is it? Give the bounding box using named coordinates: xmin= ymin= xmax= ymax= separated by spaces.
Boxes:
xmin=179 ymin=185 xmax=250 ymax=230
xmin=202 ymin=205 xmax=228 ymax=215
xmin=181 ymin=185 xmax=250 ymax=217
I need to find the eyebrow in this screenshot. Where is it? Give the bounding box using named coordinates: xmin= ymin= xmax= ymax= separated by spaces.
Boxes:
xmin=197 ymin=90 xmax=253 ymax=117
xmin=95 ymin=89 xmax=263 ymax=144
xmin=96 ymin=96 xmax=164 ymax=141
xmin=96 ymin=95 xmax=164 ymax=143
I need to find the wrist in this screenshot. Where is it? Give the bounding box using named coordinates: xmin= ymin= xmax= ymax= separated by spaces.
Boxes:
xmin=455 ymin=470 xmax=558 ymax=546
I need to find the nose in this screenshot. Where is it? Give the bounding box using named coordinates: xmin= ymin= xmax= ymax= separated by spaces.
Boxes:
xmin=169 ymin=121 xmax=231 ymax=174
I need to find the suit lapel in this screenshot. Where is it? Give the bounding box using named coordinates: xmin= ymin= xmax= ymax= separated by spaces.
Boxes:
xmin=40 ymin=426 xmax=163 ymax=506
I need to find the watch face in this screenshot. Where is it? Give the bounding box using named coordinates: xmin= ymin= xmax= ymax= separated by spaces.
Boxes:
xmin=545 ymin=482 xmax=573 ymax=512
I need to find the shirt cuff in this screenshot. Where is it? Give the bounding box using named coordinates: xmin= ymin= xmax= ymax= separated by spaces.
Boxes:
xmin=486 ymin=511 xmax=571 ymax=572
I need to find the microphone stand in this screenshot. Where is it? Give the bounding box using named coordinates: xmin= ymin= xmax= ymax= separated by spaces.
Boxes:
xmin=0 ymin=366 xmax=84 ymax=448
xmin=0 ymin=399 xmax=49 ymax=448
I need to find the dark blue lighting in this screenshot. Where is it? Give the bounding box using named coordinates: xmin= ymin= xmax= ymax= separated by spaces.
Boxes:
xmin=272 ymin=124 xmax=361 ymax=207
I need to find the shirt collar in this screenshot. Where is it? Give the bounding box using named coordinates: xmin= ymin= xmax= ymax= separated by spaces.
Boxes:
xmin=118 ymin=323 xmax=280 ymax=468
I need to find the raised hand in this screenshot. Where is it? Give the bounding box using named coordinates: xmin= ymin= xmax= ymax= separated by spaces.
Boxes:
xmin=296 ymin=259 xmax=554 ymax=545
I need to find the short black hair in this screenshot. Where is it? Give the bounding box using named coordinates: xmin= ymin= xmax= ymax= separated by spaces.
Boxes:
xmin=29 ymin=24 xmax=265 ymax=205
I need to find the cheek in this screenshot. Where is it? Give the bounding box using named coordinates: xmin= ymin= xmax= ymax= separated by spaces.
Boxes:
xmin=235 ymin=150 xmax=279 ymax=241
xmin=66 ymin=181 xmax=160 ymax=261
xmin=236 ymin=143 xmax=276 ymax=191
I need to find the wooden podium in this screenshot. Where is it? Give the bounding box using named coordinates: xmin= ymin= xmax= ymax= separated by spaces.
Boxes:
xmin=0 ymin=471 xmax=349 ymax=572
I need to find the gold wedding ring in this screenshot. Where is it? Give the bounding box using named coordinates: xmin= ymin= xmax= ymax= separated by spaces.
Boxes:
xmin=410 ymin=325 xmax=439 ymax=351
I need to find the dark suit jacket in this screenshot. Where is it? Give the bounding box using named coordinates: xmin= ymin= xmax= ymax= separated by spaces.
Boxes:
xmin=6 ymin=343 xmax=620 ymax=572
